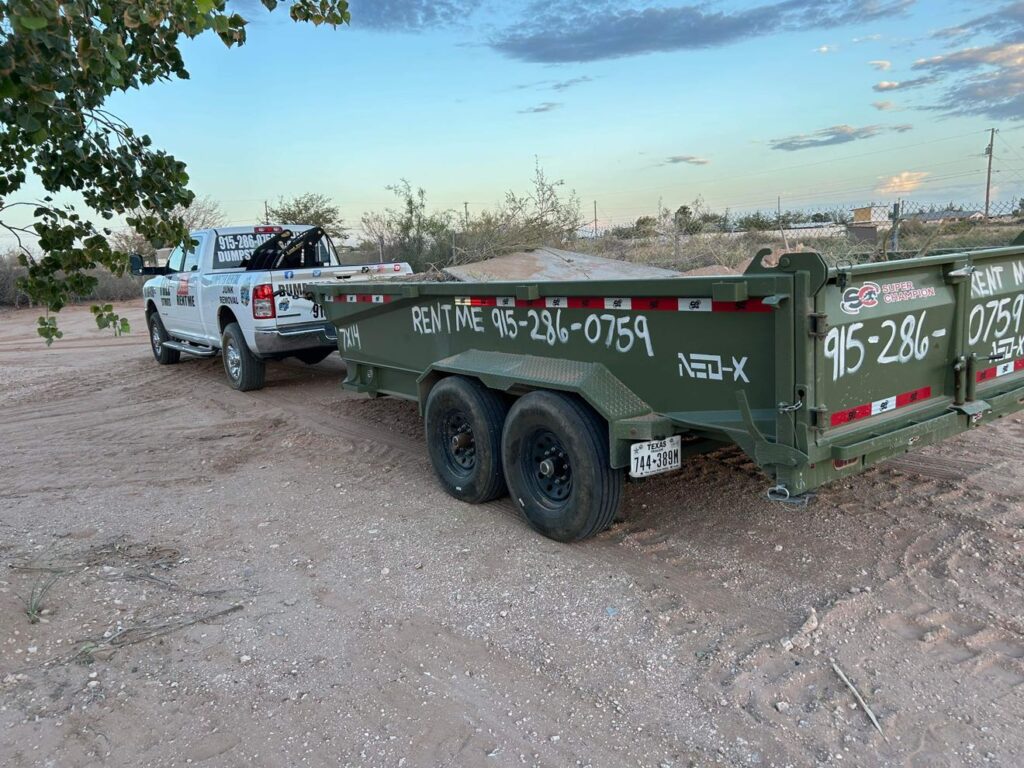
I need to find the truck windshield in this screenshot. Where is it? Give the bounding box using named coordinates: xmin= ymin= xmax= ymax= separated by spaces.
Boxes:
xmin=212 ymin=229 xmax=338 ymax=270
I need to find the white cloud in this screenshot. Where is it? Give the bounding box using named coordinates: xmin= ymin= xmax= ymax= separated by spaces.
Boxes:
xmin=869 ymin=59 xmax=891 ymax=70
xmin=877 ymin=171 xmax=929 ymax=194
xmin=814 ymin=44 xmax=836 ymax=54
xmin=872 ymin=76 xmax=937 ymax=91
xmin=664 ymin=155 xmax=710 ymax=166
xmin=872 ymin=100 xmax=895 ymax=110
xmin=853 ymin=34 xmax=882 ymax=43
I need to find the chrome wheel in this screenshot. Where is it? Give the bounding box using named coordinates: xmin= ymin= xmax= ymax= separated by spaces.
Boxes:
xmin=225 ymin=339 xmax=242 ymax=381
xmin=150 ymin=321 xmax=162 ymax=354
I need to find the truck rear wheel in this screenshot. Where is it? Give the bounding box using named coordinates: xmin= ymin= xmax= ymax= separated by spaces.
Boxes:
xmin=425 ymin=376 xmax=509 ymax=504
xmin=502 ymin=391 xmax=623 ymax=542
xmin=148 ymin=312 xmax=180 ymax=365
xmin=222 ymin=322 xmax=266 ymax=391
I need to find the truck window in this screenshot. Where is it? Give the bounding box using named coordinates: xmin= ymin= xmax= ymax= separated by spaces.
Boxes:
xmin=182 ymin=234 xmax=206 ymax=272
xmin=166 ymin=246 xmax=185 ymax=273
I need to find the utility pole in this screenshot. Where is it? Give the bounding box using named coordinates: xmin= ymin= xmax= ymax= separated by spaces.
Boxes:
xmin=593 ymin=201 xmax=598 ymax=238
xmin=984 ymin=128 xmax=996 ymax=220
xmin=263 ymin=200 xmax=270 ymax=225
xmin=891 ymin=200 xmax=901 ymax=251
xmin=463 ymin=201 xmax=469 ymax=225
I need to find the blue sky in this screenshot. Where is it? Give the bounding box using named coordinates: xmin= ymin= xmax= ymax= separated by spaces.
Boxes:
xmin=100 ymin=1 xmax=1024 ymax=230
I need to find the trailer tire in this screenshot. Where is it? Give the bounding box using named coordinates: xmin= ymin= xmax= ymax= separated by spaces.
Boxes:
xmin=148 ymin=312 xmax=180 ymax=365
xmin=502 ymin=391 xmax=622 ymax=543
xmin=425 ymin=376 xmax=509 ymax=504
xmin=222 ymin=322 xmax=266 ymax=391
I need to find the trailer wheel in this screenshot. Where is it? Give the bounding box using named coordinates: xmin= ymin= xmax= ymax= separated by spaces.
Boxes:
xmin=425 ymin=376 xmax=509 ymax=504
xmin=502 ymin=391 xmax=623 ymax=542
xmin=148 ymin=312 xmax=180 ymax=365
xmin=222 ymin=322 xmax=266 ymax=391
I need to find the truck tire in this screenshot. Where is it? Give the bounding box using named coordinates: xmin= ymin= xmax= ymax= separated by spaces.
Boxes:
xmin=221 ymin=322 xmax=266 ymax=391
xmin=148 ymin=312 xmax=180 ymax=365
xmin=502 ymin=391 xmax=623 ymax=543
xmin=294 ymin=348 xmax=334 ymax=365
xmin=425 ymin=376 xmax=509 ymax=504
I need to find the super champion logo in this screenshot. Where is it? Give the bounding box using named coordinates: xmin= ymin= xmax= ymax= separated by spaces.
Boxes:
xmin=840 ymin=281 xmax=880 ymax=315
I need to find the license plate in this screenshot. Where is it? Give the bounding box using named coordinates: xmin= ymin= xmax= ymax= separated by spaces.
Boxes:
xmin=629 ymin=436 xmax=682 ymax=478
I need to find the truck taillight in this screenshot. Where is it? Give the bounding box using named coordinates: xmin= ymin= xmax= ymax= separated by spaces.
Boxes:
xmin=254 ymin=226 xmax=282 ymax=234
xmin=252 ymin=283 xmax=276 ymax=319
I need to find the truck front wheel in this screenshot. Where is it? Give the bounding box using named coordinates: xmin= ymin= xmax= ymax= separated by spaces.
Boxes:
xmin=425 ymin=376 xmax=509 ymax=504
xmin=502 ymin=391 xmax=623 ymax=542
xmin=148 ymin=312 xmax=180 ymax=365
xmin=222 ymin=322 xmax=266 ymax=391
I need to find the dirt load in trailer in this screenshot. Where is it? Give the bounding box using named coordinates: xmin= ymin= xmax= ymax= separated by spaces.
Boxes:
xmin=309 ymin=246 xmax=1024 ymax=542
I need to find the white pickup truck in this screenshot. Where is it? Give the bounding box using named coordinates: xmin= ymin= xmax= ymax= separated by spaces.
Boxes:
xmin=131 ymin=224 xmax=412 ymax=390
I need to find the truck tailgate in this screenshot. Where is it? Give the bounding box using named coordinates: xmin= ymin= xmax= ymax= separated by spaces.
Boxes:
xmin=272 ymin=263 xmax=413 ymax=329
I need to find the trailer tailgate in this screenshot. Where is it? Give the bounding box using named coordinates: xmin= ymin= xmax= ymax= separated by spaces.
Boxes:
xmin=815 ymin=247 xmax=1024 ymax=457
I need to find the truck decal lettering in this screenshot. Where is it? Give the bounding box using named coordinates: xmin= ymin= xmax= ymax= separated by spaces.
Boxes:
xmin=967 ymin=294 xmax=1024 ymax=346
xmin=825 ymin=311 xmax=933 ymax=381
xmin=412 ymin=304 xmax=655 ymax=357
xmin=840 ymin=282 xmax=880 ymax=315
xmin=215 ymin=232 xmax=277 ymax=268
xmin=339 ymin=324 xmax=361 ymax=351
xmin=677 ymin=353 xmax=750 ymax=383
xmin=455 ymin=304 xmax=485 ymax=333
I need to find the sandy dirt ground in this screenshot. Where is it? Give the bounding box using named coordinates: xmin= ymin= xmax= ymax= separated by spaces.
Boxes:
xmin=1 ymin=301 xmax=1022 ymax=768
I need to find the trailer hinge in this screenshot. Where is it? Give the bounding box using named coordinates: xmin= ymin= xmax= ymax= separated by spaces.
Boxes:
xmin=809 ymin=312 xmax=829 ymax=339
xmin=809 ymin=406 xmax=828 ymax=427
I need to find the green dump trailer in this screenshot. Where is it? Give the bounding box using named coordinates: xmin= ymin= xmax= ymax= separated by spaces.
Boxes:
xmin=310 ymin=247 xmax=1024 ymax=542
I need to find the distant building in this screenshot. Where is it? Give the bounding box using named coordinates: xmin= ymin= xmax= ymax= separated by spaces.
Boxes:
xmin=852 ymin=205 xmax=891 ymax=224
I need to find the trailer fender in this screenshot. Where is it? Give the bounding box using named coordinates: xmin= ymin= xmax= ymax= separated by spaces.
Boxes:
xmin=418 ymin=350 xmax=663 ymax=468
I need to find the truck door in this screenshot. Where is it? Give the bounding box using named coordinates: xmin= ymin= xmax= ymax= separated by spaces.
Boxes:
xmin=157 ymin=235 xmax=206 ymax=339
xmin=172 ymin=234 xmax=207 ymax=338
xmin=157 ymin=244 xmax=187 ymax=337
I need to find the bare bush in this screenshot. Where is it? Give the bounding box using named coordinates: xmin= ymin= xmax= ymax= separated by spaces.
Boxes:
xmin=1 ymin=252 xmax=141 ymax=307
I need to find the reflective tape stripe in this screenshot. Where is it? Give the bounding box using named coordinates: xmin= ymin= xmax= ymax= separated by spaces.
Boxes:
xmin=341 ymin=294 xmax=772 ymax=312
xmin=976 ymin=358 xmax=1024 ymax=382
xmin=831 ymin=386 xmax=933 ymax=427
xmin=448 ymin=296 xmax=769 ymax=312
xmin=335 ymin=294 xmax=392 ymax=304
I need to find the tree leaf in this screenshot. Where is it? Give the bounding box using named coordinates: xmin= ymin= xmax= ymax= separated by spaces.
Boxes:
xmin=18 ymin=16 xmax=48 ymax=31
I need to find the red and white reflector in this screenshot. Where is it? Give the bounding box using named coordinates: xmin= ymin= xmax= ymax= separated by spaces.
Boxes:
xmin=334 ymin=293 xmax=393 ymax=304
xmin=830 ymin=386 xmax=932 ymax=427
xmin=976 ymin=358 xmax=1024 ymax=383
xmin=442 ymin=295 xmax=770 ymax=312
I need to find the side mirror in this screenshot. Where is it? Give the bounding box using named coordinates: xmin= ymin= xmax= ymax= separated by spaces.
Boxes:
xmin=129 ymin=253 xmax=144 ymax=276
